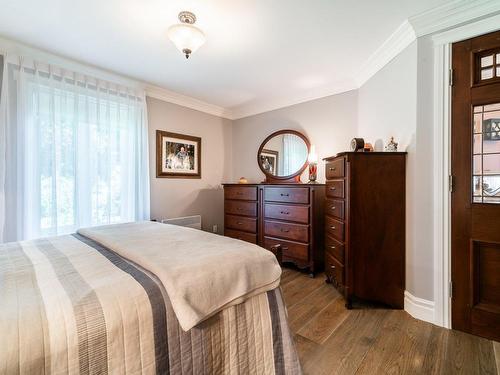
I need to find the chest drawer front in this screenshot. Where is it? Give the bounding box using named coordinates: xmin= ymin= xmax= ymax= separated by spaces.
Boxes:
xmin=325 ymin=199 xmax=345 ymax=220
xmin=263 ymin=237 xmax=309 ymax=261
xmin=264 ymin=203 xmax=309 ymax=224
xmin=225 ymin=229 xmax=257 ymax=244
xmin=325 ymin=235 xmax=345 ymax=263
xmin=264 ymin=220 xmax=309 ymax=242
xmin=225 ymin=201 xmax=257 ymax=217
xmin=325 ymin=158 xmax=345 ymax=179
xmin=225 ymin=215 xmax=257 ymax=233
xmin=224 ymin=186 xmax=257 ymax=201
xmin=325 ymin=216 xmax=344 ymax=241
xmin=326 ymin=180 xmax=344 ymax=198
xmin=325 ymin=253 xmax=345 ymax=290
xmin=264 ymin=187 xmax=309 ymax=204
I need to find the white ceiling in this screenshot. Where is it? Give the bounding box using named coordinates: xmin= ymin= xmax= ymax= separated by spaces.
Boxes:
xmin=0 ymin=0 xmax=449 ymax=117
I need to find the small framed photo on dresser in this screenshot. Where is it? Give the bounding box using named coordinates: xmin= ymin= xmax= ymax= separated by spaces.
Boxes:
xmin=156 ymin=130 xmax=201 ymax=178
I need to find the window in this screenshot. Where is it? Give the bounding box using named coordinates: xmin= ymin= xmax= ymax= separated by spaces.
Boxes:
xmin=0 ymin=60 xmax=150 ymax=242
xmin=472 ymin=103 xmax=500 ymax=204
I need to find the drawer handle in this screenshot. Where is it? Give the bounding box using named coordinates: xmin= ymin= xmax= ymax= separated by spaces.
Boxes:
xmin=330 ymin=187 xmax=336 ymax=191
xmin=330 ymin=245 xmax=336 ymax=249
xmin=330 ymin=226 xmax=336 ymax=230
xmin=280 ymin=228 xmax=290 ymax=233
xmin=280 ymin=211 xmax=290 ymax=215
xmin=237 ymin=222 xmax=243 ymax=225
xmin=282 ymin=246 xmax=289 ymax=251
xmin=329 ymin=167 xmax=336 ymax=171
xmin=237 ymin=207 xmax=243 ymax=211
xmin=331 ymin=206 xmax=336 ymax=210
xmin=280 ymin=193 xmax=290 ymax=197
xmin=330 ymin=265 xmax=336 ymax=270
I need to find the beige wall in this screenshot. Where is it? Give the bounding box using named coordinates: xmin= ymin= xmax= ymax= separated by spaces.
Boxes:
xmin=147 ymin=97 xmax=232 ymax=234
xmin=231 ymin=90 xmax=359 ymax=183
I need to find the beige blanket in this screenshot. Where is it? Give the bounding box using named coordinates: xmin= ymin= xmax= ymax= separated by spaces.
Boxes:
xmin=78 ymin=221 xmax=282 ymax=331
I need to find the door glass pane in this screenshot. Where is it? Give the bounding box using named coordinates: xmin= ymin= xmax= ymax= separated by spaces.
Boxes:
xmin=472 ymin=103 xmax=500 ymax=204
xmin=483 ymin=154 xmax=500 ymax=174
xmin=481 ymin=55 xmax=494 ymax=67
xmin=474 ymin=113 xmax=482 ymax=132
xmin=481 ymin=68 xmax=494 ymax=80
xmin=473 ymin=134 xmax=482 ymax=154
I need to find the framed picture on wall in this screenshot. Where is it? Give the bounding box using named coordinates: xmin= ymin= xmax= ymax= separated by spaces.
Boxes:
xmin=259 ymin=149 xmax=279 ymax=175
xmin=156 ymin=130 xmax=201 ymax=178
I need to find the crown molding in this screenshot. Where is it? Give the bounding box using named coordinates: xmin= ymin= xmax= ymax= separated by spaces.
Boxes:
xmin=145 ymin=85 xmax=234 ymax=119
xmin=409 ymin=0 xmax=500 ymax=38
xmin=356 ymin=20 xmax=416 ymax=88
xmin=230 ymin=80 xmax=358 ymax=120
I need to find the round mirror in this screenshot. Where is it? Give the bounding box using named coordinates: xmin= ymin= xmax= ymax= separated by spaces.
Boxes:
xmin=257 ymin=130 xmax=310 ymax=182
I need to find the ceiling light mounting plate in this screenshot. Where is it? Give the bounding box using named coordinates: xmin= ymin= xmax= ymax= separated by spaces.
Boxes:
xmin=179 ymin=11 xmax=196 ymax=24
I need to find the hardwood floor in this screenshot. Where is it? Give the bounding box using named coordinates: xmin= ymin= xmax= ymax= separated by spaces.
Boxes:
xmin=281 ymin=268 xmax=500 ymax=375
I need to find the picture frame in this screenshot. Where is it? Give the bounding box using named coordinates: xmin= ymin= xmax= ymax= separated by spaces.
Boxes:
xmin=259 ymin=149 xmax=279 ymax=175
xmin=156 ymin=130 xmax=201 ymax=178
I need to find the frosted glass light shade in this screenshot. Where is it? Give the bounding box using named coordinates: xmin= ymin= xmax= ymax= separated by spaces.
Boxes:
xmin=168 ymin=24 xmax=206 ymax=57
xmin=308 ymin=145 xmax=318 ymax=163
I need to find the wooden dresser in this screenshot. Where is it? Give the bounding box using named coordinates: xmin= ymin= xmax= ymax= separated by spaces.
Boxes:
xmin=223 ymin=183 xmax=325 ymax=276
xmin=323 ymin=152 xmax=406 ymax=308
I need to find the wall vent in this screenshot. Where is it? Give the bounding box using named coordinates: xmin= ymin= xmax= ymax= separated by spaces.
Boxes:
xmin=161 ymin=215 xmax=202 ymax=230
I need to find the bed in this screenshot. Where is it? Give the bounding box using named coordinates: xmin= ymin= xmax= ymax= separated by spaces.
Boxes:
xmin=0 ymin=221 xmax=301 ymax=374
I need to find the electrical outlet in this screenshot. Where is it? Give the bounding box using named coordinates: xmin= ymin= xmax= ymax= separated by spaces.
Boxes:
xmin=212 ymin=224 xmax=218 ymax=234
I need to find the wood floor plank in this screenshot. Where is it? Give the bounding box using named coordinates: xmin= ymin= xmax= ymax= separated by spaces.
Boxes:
xmin=287 ymin=283 xmax=340 ymax=332
xmin=355 ymin=310 xmax=432 ymax=374
xmin=294 ymin=334 xmax=320 ymax=365
xmin=421 ymin=325 xmax=449 ymax=374
xmin=301 ymin=309 xmax=388 ymax=375
xmin=297 ymin=296 xmax=350 ymax=344
xmin=279 ymin=268 xmax=499 ymax=375
xmin=442 ymin=329 xmax=497 ymax=375
xmin=282 ymin=273 xmax=325 ymax=308
xmin=494 ymin=341 xmax=500 ymax=375
xmin=280 ymin=267 xmax=306 ymax=286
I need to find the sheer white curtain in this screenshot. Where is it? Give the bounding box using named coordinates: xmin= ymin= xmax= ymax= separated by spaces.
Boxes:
xmin=282 ymin=134 xmax=308 ymax=175
xmin=0 ymin=56 xmax=150 ymax=242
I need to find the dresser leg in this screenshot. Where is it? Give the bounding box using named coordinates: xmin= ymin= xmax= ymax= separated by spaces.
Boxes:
xmin=345 ymin=299 xmax=353 ymax=310
xmin=325 ymin=276 xmax=332 ymax=284
xmin=308 ymin=272 xmax=315 ymax=278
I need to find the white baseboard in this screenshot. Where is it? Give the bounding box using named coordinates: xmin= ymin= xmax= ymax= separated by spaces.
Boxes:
xmin=404 ymin=291 xmax=435 ymax=324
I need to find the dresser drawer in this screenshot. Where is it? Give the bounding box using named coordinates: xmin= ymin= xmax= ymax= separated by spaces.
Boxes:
xmin=325 ymin=235 xmax=345 ymax=264
xmin=325 ymin=199 xmax=344 ymax=220
xmin=325 ymin=253 xmax=344 ymax=290
xmin=326 ymin=180 xmax=344 ymax=198
xmin=224 ymin=186 xmax=257 ymax=201
xmin=264 ymin=237 xmax=309 ymax=262
xmin=264 ymin=187 xmax=309 ymax=204
xmin=225 ymin=200 xmax=257 ymax=217
xmin=325 ymin=158 xmax=345 ymax=179
xmin=225 ymin=215 xmax=257 ymax=233
xmin=225 ymin=229 xmax=257 ymax=244
xmin=325 ymin=216 xmax=344 ymax=241
xmin=264 ymin=220 xmax=309 ymax=242
xmin=264 ymin=203 xmax=309 ymax=224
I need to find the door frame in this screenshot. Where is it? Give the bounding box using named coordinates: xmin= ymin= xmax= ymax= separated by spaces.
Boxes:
xmin=432 ymin=15 xmax=500 ymax=329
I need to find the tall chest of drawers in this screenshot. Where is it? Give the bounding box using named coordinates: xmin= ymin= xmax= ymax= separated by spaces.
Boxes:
xmin=223 ymin=183 xmax=325 ymax=275
xmin=324 ymin=152 xmax=407 ymax=308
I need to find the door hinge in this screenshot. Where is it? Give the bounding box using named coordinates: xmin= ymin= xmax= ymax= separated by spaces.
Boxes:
xmin=449 ymin=281 xmax=453 ymax=299
xmin=449 ymin=175 xmax=455 ymax=193
xmin=449 ymin=68 xmax=454 ymax=86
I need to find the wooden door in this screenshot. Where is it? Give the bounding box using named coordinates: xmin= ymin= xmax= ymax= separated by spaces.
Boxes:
xmin=452 ymin=30 xmax=500 ymax=341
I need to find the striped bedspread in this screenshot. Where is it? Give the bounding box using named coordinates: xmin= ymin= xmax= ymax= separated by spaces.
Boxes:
xmin=0 ymin=233 xmax=302 ymax=374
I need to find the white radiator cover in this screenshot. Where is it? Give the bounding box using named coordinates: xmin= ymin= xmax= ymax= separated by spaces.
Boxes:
xmin=161 ymin=215 xmax=202 ymax=230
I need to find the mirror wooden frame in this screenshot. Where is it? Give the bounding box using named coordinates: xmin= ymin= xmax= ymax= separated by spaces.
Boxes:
xmin=257 ymin=129 xmax=310 ymax=183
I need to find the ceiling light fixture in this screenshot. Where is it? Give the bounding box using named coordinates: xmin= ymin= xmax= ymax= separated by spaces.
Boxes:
xmin=167 ymin=11 xmax=206 ymax=59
